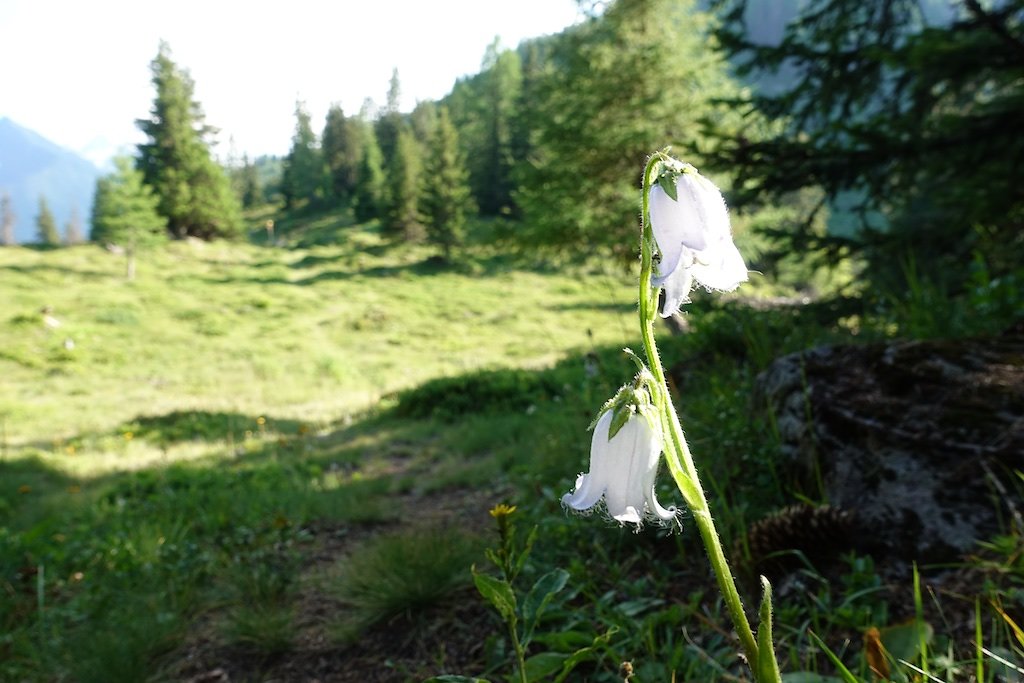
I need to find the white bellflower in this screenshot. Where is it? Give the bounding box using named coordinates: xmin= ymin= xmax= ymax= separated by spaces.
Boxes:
xmin=650 ymin=167 xmax=748 ymax=317
xmin=562 ymin=407 xmax=676 ymax=526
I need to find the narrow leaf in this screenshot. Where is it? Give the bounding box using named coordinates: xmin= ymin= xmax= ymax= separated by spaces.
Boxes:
xmin=757 ymin=576 xmax=782 ymax=683
xmin=808 ymin=632 xmax=859 ymax=683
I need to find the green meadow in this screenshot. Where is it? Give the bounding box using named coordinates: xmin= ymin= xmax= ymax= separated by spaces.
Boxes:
xmin=2 ymin=212 xmax=1021 ymax=682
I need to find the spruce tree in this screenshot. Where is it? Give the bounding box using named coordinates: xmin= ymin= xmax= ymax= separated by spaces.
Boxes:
xmin=516 ymin=0 xmax=742 ymax=260
xmin=353 ymin=122 xmax=385 ymax=223
xmin=421 ymin=107 xmax=474 ymax=260
xmin=382 ymin=128 xmax=424 ymax=240
xmin=282 ymin=100 xmax=324 ymax=209
xmin=322 ymin=104 xmax=364 ymax=203
xmin=35 ymin=196 xmax=59 ymax=246
xmin=136 ymin=42 xmax=242 ymax=239
xmin=0 ymin=192 xmax=14 ymax=245
xmin=713 ymin=0 xmax=1024 ymax=284
xmin=375 ymin=69 xmax=404 ymax=165
xmin=91 ymin=156 xmax=167 ymax=280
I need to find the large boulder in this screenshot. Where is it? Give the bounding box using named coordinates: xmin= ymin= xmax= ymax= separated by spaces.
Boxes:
xmin=754 ymin=325 xmax=1024 ymax=564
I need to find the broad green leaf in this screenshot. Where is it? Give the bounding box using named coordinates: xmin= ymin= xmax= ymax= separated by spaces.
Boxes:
xmin=524 ymin=652 xmax=567 ymax=680
xmin=880 ymin=620 xmax=934 ymax=663
xmin=521 ymin=569 xmax=569 ymax=647
xmin=422 ymin=677 xmax=490 ymax=683
xmin=472 ymin=568 xmax=517 ymax=623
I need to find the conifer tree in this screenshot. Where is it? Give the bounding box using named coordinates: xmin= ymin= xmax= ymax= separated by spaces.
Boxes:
xmin=421 ymin=107 xmax=474 ymax=260
xmin=382 ymin=128 xmax=424 ymax=240
xmin=282 ymin=100 xmax=324 ymax=209
xmin=236 ymin=154 xmax=262 ymax=208
xmin=0 ymin=191 xmax=14 ymax=245
xmin=353 ymin=122 xmax=385 ymax=223
xmin=35 ymin=196 xmax=59 ymax=246
xmin=516 ymin=0 xmax=742 ymax=260
xmin=713 ymin=0 xmax=1024 ymax=283
xmin=375 ymin=69 xmax=404 ymax=164
xmin=91 ymin=156 xmax=167 ymax=280
xmin=322 ymin=104 xmax=363 ymax=203
xmin=136 ymin=42 xmax=242 ymax=239
xmin=63 ymin=207 xmax=84 ymax=245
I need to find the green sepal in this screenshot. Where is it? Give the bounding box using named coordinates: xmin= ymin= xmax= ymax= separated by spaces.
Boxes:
xmin=657 ymin=172 xmax=678 ymax=201
xmin=606 ymin=402 xmax=635 ymax=441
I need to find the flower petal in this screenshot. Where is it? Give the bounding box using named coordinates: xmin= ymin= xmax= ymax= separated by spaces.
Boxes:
xmin=658 ymin=260 xmax=694 ymax=318
xmin=650 ymin=181 xmax=707 ymax=285
xmin=691 ymin=238 xmax=748 ymax=292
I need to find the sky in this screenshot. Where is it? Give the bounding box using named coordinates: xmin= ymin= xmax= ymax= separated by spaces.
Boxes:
xmin=0 ymin=0 xmax=583 ymax=166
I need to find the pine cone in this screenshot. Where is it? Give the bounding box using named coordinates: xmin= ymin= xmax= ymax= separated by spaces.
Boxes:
xmin=739 ymin=504 xmax=856 ymax=580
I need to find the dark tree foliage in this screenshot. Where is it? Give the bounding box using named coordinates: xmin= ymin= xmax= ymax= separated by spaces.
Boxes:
xmin=444 ymin=40 xmax=523 ymax=216
xmin=375 ymin=69 xmax=404 ymax=166
xmin=711 ymin=0 xmax=1024 ymax=283
xmin=421 ymin=107 xmax=475 ymax=259
xmin=35 ymin=196 xmax=59 ymax=246
xmin=381 ymin=128 xmax=424 ymax=241
xmin=136 ymin=42 xmax=242 ymax=240
xmin=322 ymin=104 xmax=363 ymax=203
xmin=282 ymin=100 xmax=324 ymax=209
xmin=353 ymin=123 xmax=385 ymax=223
xmin=515 ymin=0 xmax=741 ymax=261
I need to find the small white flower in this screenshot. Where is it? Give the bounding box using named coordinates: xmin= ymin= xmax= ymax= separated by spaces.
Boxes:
xmin=650 ymin=166 xmax=748 ymax=317
xmin=562 ymin=408 xmax=676 ymax=525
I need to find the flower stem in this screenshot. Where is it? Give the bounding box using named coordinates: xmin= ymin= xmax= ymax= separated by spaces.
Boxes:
xmin=638 ymin=152 xmax=760 ymax=674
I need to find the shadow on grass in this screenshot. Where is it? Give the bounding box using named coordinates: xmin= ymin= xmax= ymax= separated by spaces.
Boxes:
xmin=121 ymin=410 xmax=308 ymax=447
xmin=2 ymin=262 xmax=113 ymax=280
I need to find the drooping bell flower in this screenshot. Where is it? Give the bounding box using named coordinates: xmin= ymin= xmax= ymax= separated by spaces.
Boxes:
xmin=562 ymin=391 xmax=676 ymax=526
xmin=649 ymin=164 xmax=748 ymax=317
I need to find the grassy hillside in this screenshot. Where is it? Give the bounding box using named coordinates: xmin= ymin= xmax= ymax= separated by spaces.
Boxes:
xmin=0 ymin=219 xmax=636 ymax=457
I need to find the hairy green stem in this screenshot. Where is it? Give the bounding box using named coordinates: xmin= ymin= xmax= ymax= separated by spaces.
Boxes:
xmin=638 ymin=153 xmax=760 ymax=673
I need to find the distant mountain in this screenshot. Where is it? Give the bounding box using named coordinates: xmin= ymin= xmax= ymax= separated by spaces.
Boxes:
xmin=0 ymin=118 xmax=100 ymax=243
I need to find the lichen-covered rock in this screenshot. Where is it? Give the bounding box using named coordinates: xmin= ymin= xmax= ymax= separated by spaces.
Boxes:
xmin=754 ymin=325 xmax=1024 ymax=564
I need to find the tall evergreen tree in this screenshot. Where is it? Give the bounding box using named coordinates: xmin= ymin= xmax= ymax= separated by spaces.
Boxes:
xmin=35 ymin=196 xmax=59 ymax=246
xmin=421 ymin=107 xmax=474 ymax=259
xmin=375 ymin=68 xmax=404 ymax=165
xmin=322 ymin=104 xmax=364 ymax=203
xmin=63 ymin=207 xmax=84 ymax=245
xmin=353 ymin=120 xmax=386 ymax=222
xmin=282 ymin=100 xmax=324 ymax=208
xmin=91 ymin=156 xmax=168 ymax=280
xmin=0 ymin=191 xmax=15 ymax=245
xmin=136 ymin=42 xmax=242 ymax=240
xmin=236 ymin=154 xmax=262 ymax=208
xmin=516 ymin=0 xmax=742 ymax=260
xmin=446 ymin=39 xmax=523 ymax=216
xmin=382 ymin=128 xmax=424 ymax=240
